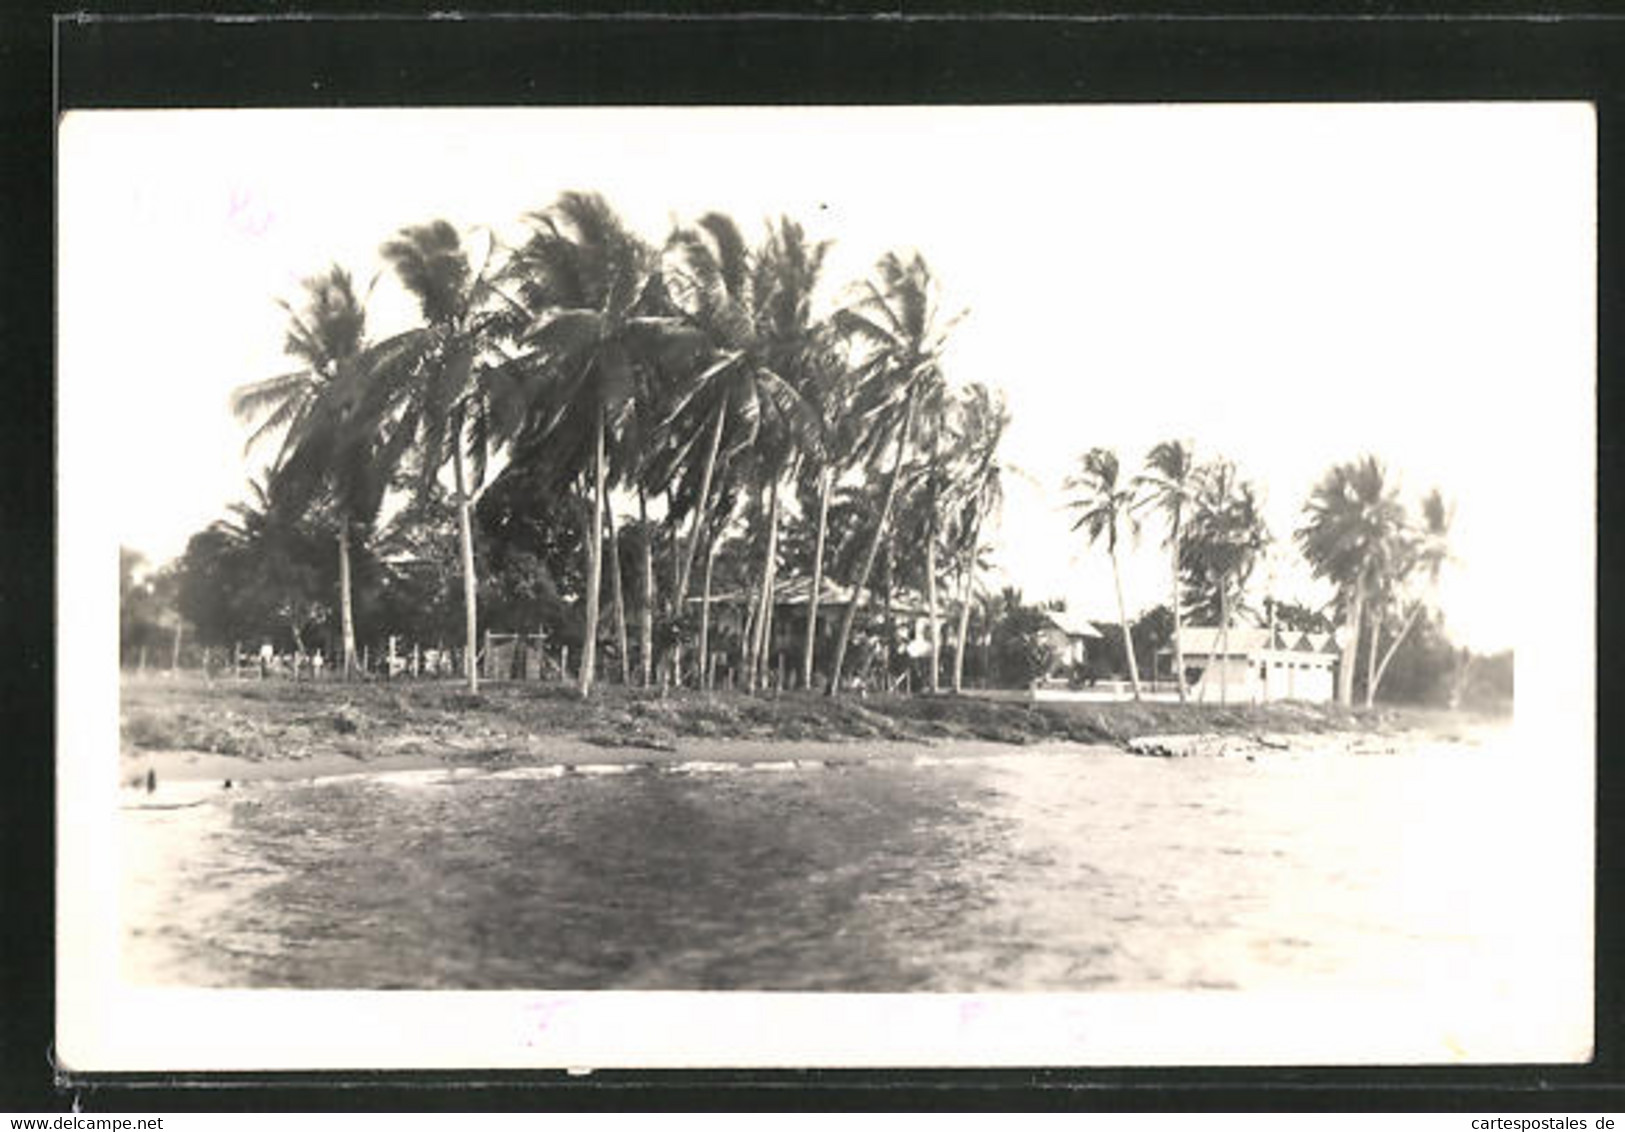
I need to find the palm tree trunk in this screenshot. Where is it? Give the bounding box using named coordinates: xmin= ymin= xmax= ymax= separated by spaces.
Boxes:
xmin=829 ymin=394 xmax=916 ymax=695
xmin=1170 ymin=515 xmax=1187 ymax=702
xmin=883 ymin=538 xmax=895 ymax=688
xmin=741 ymin=573 xmax=760 ymax=693
xmin=337 ymin=519 xmax=357 ymax=680
xmin=754 ymin=477 xmax=782 ymax=689
xmin=666 ymin=486 xmax=682 ymax=686
xmin=802 ymin=468 xmax=831 ymax=692
xmin=952 ymin=544 xmax=975 ymax=694
xmin=606 ymin=496 xmax=630 ymax=686
xmin=1337 ymin=578 xmax=1365 ymax=707
xmin=1363 ymin=605 xmax=1382 ymax=709
xmin=698 ymin=534 xmax=717 ymax=692
xmin=1111 ymin=544 xmax=1142 ymax=700
xmin=579 ymin=404 xmax=606 ymax=697
xmin=638 ymin=488 xmax=654 ymax=688
xmin=1371 ymin=602 xmax=1425 ymax=705
xmin=925 ymin=526 xmax=941 ymax=694
xmin=675 ymin=402 xmax=728 ymax=612
xmin=1218 ymin=572 xmax=1230 ymax=705
xmin=452 ymin=435 xmax=479 ymax=694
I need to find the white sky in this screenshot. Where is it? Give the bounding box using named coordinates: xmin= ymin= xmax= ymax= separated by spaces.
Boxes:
xmin=59 ymin=104 xmax=1595 ymax=653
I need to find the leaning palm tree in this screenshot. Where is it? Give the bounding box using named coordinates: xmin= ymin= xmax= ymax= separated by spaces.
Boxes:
xmin=1134 ymin=439 xmax=1197 ymax=701
xmin=505 ymin=191 xmax=686 ymax=696
xmin=1066 ymin=447 xmax=1143 ymax=701
xmin=229 ymin=266 xmax=371 ymax=677
xmin=945 ymin=383 xmax=1008 ymax=694
xmin=655 ymin=212 xmax=818 ymax=685
xmin=824 ymin=251 xmax=962 ymax=695
xmin=351 ymin=220 xmax=515 ymax=692
xmin=1366 ymin=488 xmax=1453 ymax=706
xmin=1294 ymin=455 xmax=1405 ymax=707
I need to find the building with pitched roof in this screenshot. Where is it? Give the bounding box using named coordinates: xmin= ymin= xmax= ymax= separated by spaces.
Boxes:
xmin=1162 ymin=625 xmax=1340 ymax=703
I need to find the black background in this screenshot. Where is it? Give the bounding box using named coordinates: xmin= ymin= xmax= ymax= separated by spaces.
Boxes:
xmin=5 ymin=1 xmax=1622 ymax=1113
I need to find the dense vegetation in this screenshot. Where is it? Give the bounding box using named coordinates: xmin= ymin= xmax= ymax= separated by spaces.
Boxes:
xmin=121 ymin=192 xmax=1501 ymax=711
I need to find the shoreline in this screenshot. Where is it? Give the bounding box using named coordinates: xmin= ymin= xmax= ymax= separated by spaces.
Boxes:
xmin=119 ymin=674 xmax=1506 ymax=786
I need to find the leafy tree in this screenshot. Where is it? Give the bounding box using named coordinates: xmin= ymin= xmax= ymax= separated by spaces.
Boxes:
xmin=986 ymin=588 xmax=1059 ymax=688
xmin=1295 ymin=456 xmax=1405 ymax=706
xmin=229 ymin=266 xmax=376 ymax=675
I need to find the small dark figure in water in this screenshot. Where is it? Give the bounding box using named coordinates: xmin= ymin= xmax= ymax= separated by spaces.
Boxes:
xmin=223 ymin=779 xmax=233 ymax=790
xmin=145 ymin=768 xmax=156 ymax=794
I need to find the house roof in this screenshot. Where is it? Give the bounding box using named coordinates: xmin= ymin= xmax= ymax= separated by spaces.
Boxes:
xmin=1169 ymin=626 xmax=1341 ymax=657
xmin=1043 ymin=610 xmax=1103 ymax=639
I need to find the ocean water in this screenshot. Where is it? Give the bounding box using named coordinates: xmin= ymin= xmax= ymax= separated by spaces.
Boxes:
xmin=119 ymin=734 xmax=1539 ymax=993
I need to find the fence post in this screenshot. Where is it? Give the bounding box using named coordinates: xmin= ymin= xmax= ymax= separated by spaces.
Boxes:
xmin=171 ymin=623 xmax=182 ymax=673
xmin=483 ymin=629 xmax=493 ymax=681
xmin=362 ymin=644 xmax=369 ymax=677
xmin=233 ymin=641 xmax=241 ymax=680
xmin=412 ymin=643 xmax=421 ymax=679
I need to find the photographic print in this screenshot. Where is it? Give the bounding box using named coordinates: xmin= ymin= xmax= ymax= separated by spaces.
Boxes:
xmin=57 ymin=103 xmax=1594 ymax=1070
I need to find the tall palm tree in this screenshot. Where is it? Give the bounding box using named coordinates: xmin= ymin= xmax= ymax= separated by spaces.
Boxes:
xmin=945 ymin=383 xmax=1008 ymax=694
xmin=825 ymin=251 xmax=961 ymax=695
xmin=351 ymin=219 xmax=515 ymax=692
xmin=1066 ymin=447 xmax=1142 ymax=700
xmin=656 ymin=212 xmax=818 ymax=686
xmin=229 ymin=266 xmax=372 ymax=677
xmin=1134 ymin=439 xmax=1197 ymax=701
xmin=1367 ymin=488 xmax=1453 ymax=706
xmin=1295 ymin=455 xmax=1405 ymax=707
xmin=506 ymin=192 xmax=685 ymax=696
xmin=1183 ymin=458 xmax=1269 ymax=704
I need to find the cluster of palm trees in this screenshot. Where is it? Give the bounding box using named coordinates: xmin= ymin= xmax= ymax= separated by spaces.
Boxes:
xmin=1067 ymin=442 xmax=1449 ymax=708
xmin=231 ymin=193 xmax=1008 ymax=698
xmin=1066 ymin=440 xmax=1266 ymax=703
xmin=1297 ymin=456 xmax=1452 ymax=708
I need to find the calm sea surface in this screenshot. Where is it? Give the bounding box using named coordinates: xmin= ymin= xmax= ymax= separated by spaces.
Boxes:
xmin=120 ymin=735 xmax=1531 ymax=992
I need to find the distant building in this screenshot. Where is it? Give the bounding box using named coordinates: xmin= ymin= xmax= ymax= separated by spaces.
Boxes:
xmin=1039 ymin=610 xmax=1103 ymax=668
xmin=1164 ymin=626 xmax=1340 ymax=704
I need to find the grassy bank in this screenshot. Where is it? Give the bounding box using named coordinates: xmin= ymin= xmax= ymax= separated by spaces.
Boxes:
xmin=120 ymin=674 xmax=1479 ymax=769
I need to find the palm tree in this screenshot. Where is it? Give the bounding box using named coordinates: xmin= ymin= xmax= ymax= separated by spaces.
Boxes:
xmin=506 ymin=192 xmax=683 ymax=696
xmin=229 ymin=266 xmax=372 ymax=677
xmin=1183 ymin=458 xmax=1269 ymax=704
xmin=1295 ymin=456 xmax=1405 ymax=707
xmin=1066 ymin=448 xmax=1142 ymax=700
xmin=352 ymin=219 xmax=515 ymax=692
xmin=656 ymin=212 xmax=818 ymax=686
xmin=1367 ymin=488 xmax=1453 ymax=706
xmin=825 ymin=251 xmax=961 ymax=695
xmin=1134 ymin=439 xmax=1197 ymax=701
xmin=945 ymin=383 xmax=1008 ymax=694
